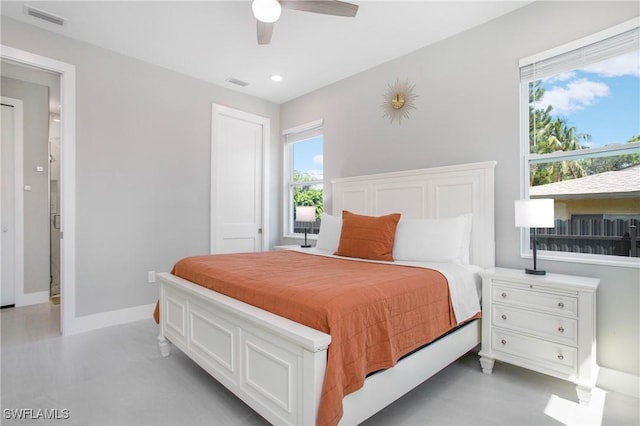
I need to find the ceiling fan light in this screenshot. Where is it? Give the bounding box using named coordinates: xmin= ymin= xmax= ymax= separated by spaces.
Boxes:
xmin=252 ymin=0 xmax=281 ymax=23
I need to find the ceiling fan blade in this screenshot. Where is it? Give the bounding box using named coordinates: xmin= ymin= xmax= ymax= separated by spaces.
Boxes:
xmin=279 ymin=1 xmax=358 ymax=17
xmin=257 ymin=20 xmax=274 ymax=45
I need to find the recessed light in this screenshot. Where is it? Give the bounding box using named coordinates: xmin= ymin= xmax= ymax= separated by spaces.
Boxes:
xmin=271 ymin=75 xmax=283 ymax=82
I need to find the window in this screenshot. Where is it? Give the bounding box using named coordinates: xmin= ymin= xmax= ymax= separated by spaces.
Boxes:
xmin=520 ymin=19 xmax=640 ymax=266
xmin=283 ymin=120 xmax=323 ymax=238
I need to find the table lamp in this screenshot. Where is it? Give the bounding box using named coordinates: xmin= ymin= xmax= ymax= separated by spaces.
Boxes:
xmin=515 ymin=198 xmax=555 ymax=275
xmin=296 ymin=206 xmax=315 ymax=248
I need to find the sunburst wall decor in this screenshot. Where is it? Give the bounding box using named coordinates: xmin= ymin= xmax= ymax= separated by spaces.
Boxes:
xmin=381 ymin=78 xmax=418 ymax=125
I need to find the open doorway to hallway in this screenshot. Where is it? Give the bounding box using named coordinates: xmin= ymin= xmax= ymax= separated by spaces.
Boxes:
xmin=1 ymin=59 xmax=61 ymax=323
xmin=1 ymin=45 xmax=76 ymax=336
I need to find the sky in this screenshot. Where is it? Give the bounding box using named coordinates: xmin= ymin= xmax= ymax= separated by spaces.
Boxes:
xmin=293 ymin=135 xmax=323 ymax=179
xmin=536 ymin=51 xmax=639 ymax=148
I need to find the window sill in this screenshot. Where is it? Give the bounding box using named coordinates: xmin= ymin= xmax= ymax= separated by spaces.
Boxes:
xmin=283 ymin=233 xmax=318 ymax=241
xmin=521 ymin=250 xmax=640 ymax=269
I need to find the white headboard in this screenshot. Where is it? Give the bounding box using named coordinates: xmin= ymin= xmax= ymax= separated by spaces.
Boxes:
xmin=331 ymin=161 xmax=496 ymax=269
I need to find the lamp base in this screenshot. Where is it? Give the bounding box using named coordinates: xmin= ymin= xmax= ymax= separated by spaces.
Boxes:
xmin=525 ymin=268 xmax=546 ymax=276
xmin=300 ymin=244 xmax=311 ymax=248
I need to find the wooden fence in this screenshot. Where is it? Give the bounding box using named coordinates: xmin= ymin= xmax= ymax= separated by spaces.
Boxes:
xmin=536 ymin=218 xmax=639 ymax=257
xmin=294 ymin=219 xmax=321 ymax=235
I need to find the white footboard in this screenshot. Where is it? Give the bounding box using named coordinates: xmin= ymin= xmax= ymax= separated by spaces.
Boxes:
xmin=158 ymin=272 xmax=481 ymax=425
xmin=157 ymin=272 xmax=331 ymax=425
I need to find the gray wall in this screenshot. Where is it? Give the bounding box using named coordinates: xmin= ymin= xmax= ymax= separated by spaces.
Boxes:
xmin=1 ymin=16 xmax=281 ymax=317
xmin=281 ymin=1 xmax=640 ymax=376
xmin=1 ymin=76 xmax=50 ymax=295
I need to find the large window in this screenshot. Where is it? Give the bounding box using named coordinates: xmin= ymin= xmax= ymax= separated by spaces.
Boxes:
xmin=283 ymin=120 xmax=323 ymax=238
xmin=520 ymin=20 xmax=639 ymax=266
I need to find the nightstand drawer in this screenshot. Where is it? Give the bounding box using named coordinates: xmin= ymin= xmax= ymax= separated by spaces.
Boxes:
xmin=492 ymin=283 xmax=578 ymax=317
xmin=492 ymin=305 xmax=577 ymax=345
xmin=491 ymin=329 xmax=577 ymax=375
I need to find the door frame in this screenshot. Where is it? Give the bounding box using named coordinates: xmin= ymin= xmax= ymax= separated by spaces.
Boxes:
xmin=1 ymin=45 xmax=76 ymax=336
xmin=210 ymin=103 xmax=270 ymax=253
xmin=1 ymin=97 xmax=24 ymax=307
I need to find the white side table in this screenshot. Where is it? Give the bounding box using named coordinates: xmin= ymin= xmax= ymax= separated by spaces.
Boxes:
xmin=478 ymin=267 xmax=599 ymax=405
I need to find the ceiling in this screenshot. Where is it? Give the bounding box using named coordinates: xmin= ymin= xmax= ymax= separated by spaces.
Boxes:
xmin=1 ymin=1 xmax=533 ymax=104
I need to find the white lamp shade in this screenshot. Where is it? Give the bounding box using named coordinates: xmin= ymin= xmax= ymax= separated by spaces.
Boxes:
xmin=252 ymin=0 xmax=282 ymax=23
xmin=296 ymin=206 xmax=316 ymax=222
xmin=514 ymin=199 xmax=555 ymax=228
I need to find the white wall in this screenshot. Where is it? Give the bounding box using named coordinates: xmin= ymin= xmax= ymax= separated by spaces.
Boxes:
xmin=1 ymin=16 xmax=281 ymax=317
xmin=281 ymin=1 xmax=640 ymax=377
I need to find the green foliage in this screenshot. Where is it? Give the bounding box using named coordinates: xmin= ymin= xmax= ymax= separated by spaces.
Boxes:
xmin=530 ymin=163 xmax=556 ymax=186
xmin=581 ymin=138 xmax=640 ymax=175
xmin=293 ymin=170 xmax=323 ymax=220
xmin=293 ymin=170 xmax=316 ymax=183
xmin=294 ymin=188 xmax=323 ymax=219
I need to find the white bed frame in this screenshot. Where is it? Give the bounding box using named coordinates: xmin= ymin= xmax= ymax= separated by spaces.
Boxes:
xmin=157 ymin=161 xmax=496 ymax=425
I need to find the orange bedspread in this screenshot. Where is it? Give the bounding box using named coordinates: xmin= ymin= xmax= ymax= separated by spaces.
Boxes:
xmin=169 ymin=250 xmax=463 ymax=426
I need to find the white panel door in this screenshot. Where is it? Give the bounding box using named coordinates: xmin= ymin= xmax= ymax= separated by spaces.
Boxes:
xmin=211 ymin=105 xmax=269 ymax=254
xmin=1 ymin=103 xmax=16 ymax=306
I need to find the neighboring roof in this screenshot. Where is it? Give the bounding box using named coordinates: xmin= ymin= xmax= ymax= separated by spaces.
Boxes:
xmin=530 ymin=164 xmax=640 ymax=198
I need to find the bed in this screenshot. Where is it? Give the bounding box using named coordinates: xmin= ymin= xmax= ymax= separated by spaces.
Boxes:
xmin=157 ymin=160 xmax=496 ymax=425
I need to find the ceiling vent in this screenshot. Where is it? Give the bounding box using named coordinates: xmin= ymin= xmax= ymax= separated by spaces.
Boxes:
xmin=225 ymin=77 xmax=249 ymax=87
xmin=25 ymin=5 xmax=65 ymax=26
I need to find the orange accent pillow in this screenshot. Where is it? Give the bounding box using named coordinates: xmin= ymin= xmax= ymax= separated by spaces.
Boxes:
xmin=335 ymin=211 xmax=401 ymax=261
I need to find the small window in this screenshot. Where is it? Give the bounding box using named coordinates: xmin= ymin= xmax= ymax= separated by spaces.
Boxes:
xmin=283 ymin=120 xmax=323 ymax=238
xmin=520 ymin=20 xmax=640 ymax=265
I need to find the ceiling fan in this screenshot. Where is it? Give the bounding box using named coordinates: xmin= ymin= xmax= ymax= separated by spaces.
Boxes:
xmin=252 ymin=0 xmax=359 ymax=45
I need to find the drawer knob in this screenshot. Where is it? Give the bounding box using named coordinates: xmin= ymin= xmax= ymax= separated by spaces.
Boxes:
xmin=501 ymin=292 xmax=507 ymax=298
xmin=557 ymin=354 xmax=564 ymax=361
xmin=501 ymin=339 xmax=507 ymax=345
xmin=558 ymin=302 xmax=565 ymax=309
xmin=558 ymin=326 xmax=565 ymax=333
xmin=501 ymin=314 xmax=507 ymax=320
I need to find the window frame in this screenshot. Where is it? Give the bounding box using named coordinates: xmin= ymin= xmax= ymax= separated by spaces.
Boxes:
xmin=282 ymin=119 xmax=324 ymax=240
xmin=518 ymin=18 xmax=640 ymax=269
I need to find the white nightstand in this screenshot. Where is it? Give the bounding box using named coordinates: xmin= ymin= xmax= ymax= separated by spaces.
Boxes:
xmin=478 ymin=267 xmax=600 ymax=405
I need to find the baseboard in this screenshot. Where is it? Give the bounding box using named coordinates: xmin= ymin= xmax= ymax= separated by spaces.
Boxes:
xmin=597 ymin=366 xmax=640 ymax=398
xmin=15 ymin=290 xmax=49 ymax=307
xmin=65 ymin=303 xmax=156 ymax=335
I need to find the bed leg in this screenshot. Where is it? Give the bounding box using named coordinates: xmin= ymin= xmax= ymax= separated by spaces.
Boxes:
xmin=479 ymin=355 xmax=495 ymax=374
xmin=157 ymin=335 xmax=171 ymax=357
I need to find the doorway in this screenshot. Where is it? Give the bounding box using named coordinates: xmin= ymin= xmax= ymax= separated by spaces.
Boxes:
xmin=210 ymin=104 xmax=270 ymax=253
xmin=1 ymin=99 xmax=22 ymax=308
xmin=1 ymin=62 xmax=60 ymax=310
xmin=1 ymin=45 xmax=76 ymax=336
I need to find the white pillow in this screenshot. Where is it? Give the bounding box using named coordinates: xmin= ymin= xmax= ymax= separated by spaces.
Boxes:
xmin=315 ymin=213 xmax=343 ymax=252
xmin=393 ymin=214 xmax=472 ymax=264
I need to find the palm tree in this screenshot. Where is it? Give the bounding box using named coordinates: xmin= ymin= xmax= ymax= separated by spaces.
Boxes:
xmin=528 ymin=81 xmax=554 ymax=154
xmin=547 ymin=118 xmax=590 ymax=152
xmin=528 ymin=79 xmax=591 ymax=183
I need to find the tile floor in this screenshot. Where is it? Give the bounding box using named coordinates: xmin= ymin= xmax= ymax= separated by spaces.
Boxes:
xmin=1 ymin=303 xmax=638 ymax=425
